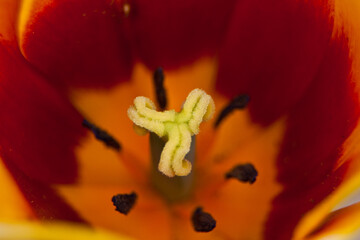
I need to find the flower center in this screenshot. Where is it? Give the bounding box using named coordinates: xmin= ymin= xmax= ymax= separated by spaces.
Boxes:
xmin=80 ymin=67 xmax=259 ymax=232
xmin=127 ymin=85 xmax=215 ymax=202
xmin=128 ymin=88 xmax=215 ymax=177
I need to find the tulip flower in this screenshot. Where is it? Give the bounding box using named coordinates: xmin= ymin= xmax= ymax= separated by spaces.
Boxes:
xmin=1 ymin=0 xmax=360 ymax=239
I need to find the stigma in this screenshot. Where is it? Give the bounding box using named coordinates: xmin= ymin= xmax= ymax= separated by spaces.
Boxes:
xmin=127 ymin=89 xmax=215 ymax=177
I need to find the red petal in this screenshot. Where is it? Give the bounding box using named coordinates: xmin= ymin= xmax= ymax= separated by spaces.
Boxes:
xmin=1 ymin=157 xmax=85 ymax=222
xmin=264 ymin=36 xmax=360 ymax=239
xmin=123 ymin=0 xmax=237 ymax=69
xmin=216 ymin=0 xmax=332 ymax=125
xmin=0 ymin=42 xmax=86 ymax=184
xmin=18 ymin=0 xmax=132 ymax=89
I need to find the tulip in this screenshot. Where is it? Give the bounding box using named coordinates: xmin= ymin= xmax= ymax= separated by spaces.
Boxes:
xmin=1 ymin=0 xmax=360 ymax=239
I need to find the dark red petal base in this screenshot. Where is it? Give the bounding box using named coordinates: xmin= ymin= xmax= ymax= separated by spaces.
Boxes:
xmin=216 ymin=0 xmax=333 ymax=125
xmin=0 ymin=42 xmax=86 ymax=184
xmin=20 ymin=0 xmax=133 ymax=89
xmin=122 ymin=0 xmax=237 ymax=69
xmin=265 ymin=36 xmax=360 ymax=239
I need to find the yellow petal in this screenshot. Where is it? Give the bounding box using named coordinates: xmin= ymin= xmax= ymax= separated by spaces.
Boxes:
xmin=304 ymin=202 xmax=360 ymax=240
xmin=0 ymin=221 xmax=132 ymax=240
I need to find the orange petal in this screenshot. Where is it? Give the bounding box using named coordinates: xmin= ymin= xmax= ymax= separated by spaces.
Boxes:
xmin=70 ymin=82 xmax=150 ymax=170
xmin=195 ymin=118 xmax=285 ymax=239
xmin=207 ymin=101 xmax=264 ymax=166
xmin=0 ymin=158 xmax=33 ymax=220
xmin=0 ymin=0 xmax=20 ymax=41
xmin=57 ymin=184 xmax=171 ymax=240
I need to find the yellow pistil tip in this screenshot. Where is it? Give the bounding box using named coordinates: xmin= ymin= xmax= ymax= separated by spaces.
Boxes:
xmin=127 ymin=88 xmax=215 ymax=177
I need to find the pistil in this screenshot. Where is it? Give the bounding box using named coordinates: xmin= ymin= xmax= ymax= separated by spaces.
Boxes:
xmin=127 ymin=88 xmax=215 ymax=202
xmin=150 ymin=133 xmax=195 ymax=202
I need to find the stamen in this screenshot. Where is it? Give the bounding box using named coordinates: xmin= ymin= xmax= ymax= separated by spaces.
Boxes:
xmin=191 ymin=207 xmax=216 ymax=232
xmin=214 ymin=94 xmax=250 ymax=127
xmin=153 ymin=67 xmax=167 ymax=110
xmin=225 ymin=163 xmax=258 ymax=184
xmin=82 ymin=119 xmax=121 ymax=151
xmin=111 ymin=192 xmax=137 ymax=215
xmin=128 ymin=89 xmax=215 ymax=177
